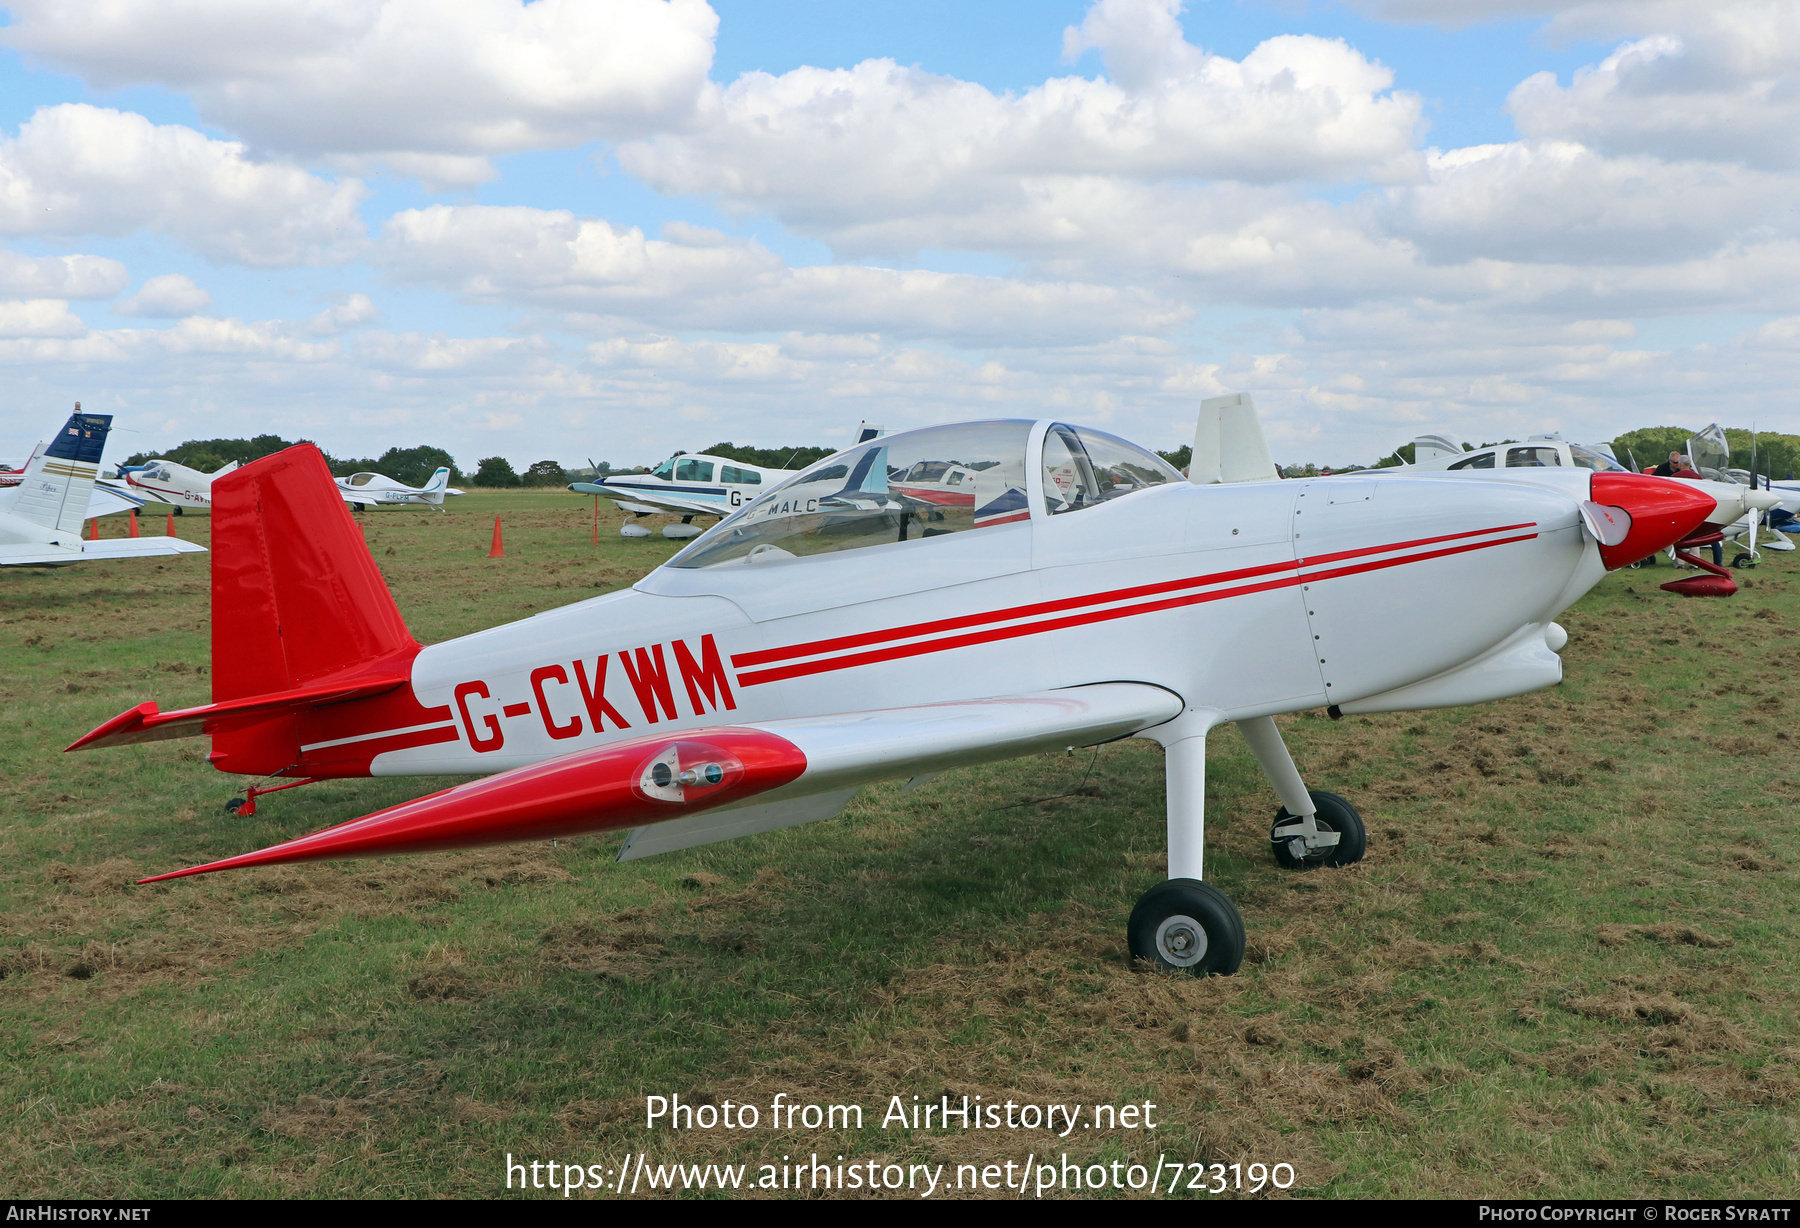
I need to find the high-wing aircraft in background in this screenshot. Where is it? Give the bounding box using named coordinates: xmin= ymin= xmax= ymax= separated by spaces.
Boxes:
xmin=1 ymin=410 xmax=207 ymax=568
xmin=124 ymin=457 xmax=239 ymax=512
xmin=73 ymin=394 xmax=1716 ymax=974
xmin=337 ymin=467 xmax=461 ymax=512
xmin=571 ymin=453 xmax=800 ymax=539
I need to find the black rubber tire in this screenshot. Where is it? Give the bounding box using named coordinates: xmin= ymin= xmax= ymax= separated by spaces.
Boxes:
xmin=224 ymin=798 xmax=244 ymax=814
xmin=1271 ymin=790 xmax=1367 ymax=870
xmin=1732 ymin=553 xmax=1755 ymax=569
xmin=172 ymin=506 xmax=183 ymax=516
xmin=1127 ymin=878 xmax=1245 ymax=976
xmin=1625 ymin=557 xmax=1647 ymax=569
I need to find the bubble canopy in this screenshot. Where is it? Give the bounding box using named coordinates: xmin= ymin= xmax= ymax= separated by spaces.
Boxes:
xmin=666 ymin=419 xmax=1181 ymax=570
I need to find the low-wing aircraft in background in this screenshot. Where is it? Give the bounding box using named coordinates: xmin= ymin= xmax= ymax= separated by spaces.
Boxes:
xmin=1 ymin=410 xmax=207 ymax=568
xmin=1394 ymin=430 xmax=1780 ymax=592
xmin=123 ymin=457 xmax=239 ymax=512
xmin=337 ymin=467 xmax=461 ymax=512
xmin=73 ymin=394 xmax=1717 ymax=974
xmin=571 ymin=453 xmax=800 ymax=539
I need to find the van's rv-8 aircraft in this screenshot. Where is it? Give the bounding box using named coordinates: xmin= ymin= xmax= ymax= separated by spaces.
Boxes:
xmin=72 ymin=395 xmax=1720 ymax=974
xmin=2 ymin=410 xmax=207 ymax=568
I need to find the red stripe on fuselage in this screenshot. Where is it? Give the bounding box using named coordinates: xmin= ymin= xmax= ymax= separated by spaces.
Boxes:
xmin=733 ymin=523 xmax=1540 ymax=688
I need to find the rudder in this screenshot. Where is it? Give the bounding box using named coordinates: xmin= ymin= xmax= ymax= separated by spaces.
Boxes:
xmin=212 ymin=444 xmax=417 ymax=704
xmin=13 ymin=411 xmax=110 ymax=536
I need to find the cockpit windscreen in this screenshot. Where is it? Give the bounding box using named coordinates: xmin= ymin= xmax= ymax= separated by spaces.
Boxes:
xmin=668 ymin=420 xmax=1033 ymax=569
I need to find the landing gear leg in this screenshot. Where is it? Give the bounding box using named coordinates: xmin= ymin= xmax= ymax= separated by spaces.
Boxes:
xmin=1238 ymin=715 xmax=1366 ymax=869
xmin=1128 ymin=726 xmax=1245 ymax=975
xmin=225 ymin=776 xmax=319 ymax=817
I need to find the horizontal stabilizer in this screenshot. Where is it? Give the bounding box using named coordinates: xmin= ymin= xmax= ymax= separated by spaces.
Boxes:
xmin=1 ymin=535 xmax=206 ymax=567
xmin=68 ymin=673 xmax=407 ymax=751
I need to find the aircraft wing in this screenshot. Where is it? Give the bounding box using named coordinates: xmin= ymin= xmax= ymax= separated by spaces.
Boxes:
xmin=570 ymin=480 xmax=727 ymax=519
xmin=617 ymin=683 xmax=1182 ymax=859
xmin=615 ymin=491 xmax=722 ymax=517
xmin=132 ymin=683 xmax=1183 ymax=881
xmin=1 ymin=536 xmax=207 ymax=567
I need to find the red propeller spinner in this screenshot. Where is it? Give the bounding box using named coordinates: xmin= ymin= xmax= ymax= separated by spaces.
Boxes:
xmin=1588 ymin=472 xmax=1719 ymax=571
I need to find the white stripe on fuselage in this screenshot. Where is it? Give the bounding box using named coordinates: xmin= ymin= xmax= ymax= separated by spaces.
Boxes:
xmin=300 ymin=719 xmax=460 ymax=753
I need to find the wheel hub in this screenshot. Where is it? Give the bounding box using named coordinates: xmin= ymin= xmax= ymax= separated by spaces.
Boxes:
xmin=1154 ymin=914 xmax=1208 ymax=967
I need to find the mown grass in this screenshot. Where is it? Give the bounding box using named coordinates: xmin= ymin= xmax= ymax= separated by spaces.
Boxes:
xmin=2 ymin=491 xmax=1797 ymax=1198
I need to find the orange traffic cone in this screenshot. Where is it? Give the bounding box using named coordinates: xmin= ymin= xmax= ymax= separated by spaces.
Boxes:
xmin=487 ymin=515 xmax=504 ymax=558
xmin=165 ymin=510 xmax=177 ymax=537
xmin=88 ymin=518 xmax=100 ymax=540
xmin=128 ymin=511 xmax=140 ymax=538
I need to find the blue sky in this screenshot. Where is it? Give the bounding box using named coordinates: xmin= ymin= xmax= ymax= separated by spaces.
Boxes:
xmin=0 ymin=0 xmax=1795 ymax=470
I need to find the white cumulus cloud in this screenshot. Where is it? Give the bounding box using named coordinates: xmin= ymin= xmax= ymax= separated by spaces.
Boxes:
xmin=306 ymin=293 xmax=381 ymax=335
xmin=0 ymin=105 xmax=367 ymax=265
xmin=0 ymin=248 xmax=129 ymax=299
xmin=377 ymin=205 xmax=1191 ymax=344
xmin=0 ymin=299 xmax=88 ymax=338
xmin=114 ymin=274 xmax=213 ymax=317
xmin=617 ymin=1 xmax=1422 ymax=257
xmin=1 ymin=0 xmax=719 ymax=185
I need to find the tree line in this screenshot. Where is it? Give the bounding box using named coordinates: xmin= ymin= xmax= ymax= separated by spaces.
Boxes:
xmin=124 ymin=426 xmax=1800 ymax=490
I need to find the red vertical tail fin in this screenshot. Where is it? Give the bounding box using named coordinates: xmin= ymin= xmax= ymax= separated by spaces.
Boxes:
xmin=212 ymin=444 xmax=418 ymax=704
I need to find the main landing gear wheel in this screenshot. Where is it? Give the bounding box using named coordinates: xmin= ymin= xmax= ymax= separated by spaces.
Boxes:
xmin=1127 ymin=879 xmax=1245 ymax=976
xmin=1271 ymin=790 xmax=1367 ymax=870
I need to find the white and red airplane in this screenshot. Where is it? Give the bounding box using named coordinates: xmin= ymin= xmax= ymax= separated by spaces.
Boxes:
xmin=124 ymin=456 xmax=239 ymax=511
xmin=70 ymin=395 xmax=1717 ymax=974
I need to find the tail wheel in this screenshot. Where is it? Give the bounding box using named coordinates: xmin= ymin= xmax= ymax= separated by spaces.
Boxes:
xmin=224 ymin=798 xmax=244 ymax=815
xmin=1127 ymin=879 xmax=1245 ymax=976
xmin=1271 ymin=790 xmax=1366 ymax=870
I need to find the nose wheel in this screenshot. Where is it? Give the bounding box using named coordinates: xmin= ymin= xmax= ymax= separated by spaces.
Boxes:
xmin=1128 ymin=879 xmax=1245 ymax=975
xmin=1270 ymin=790 xmax=1366 ymax=869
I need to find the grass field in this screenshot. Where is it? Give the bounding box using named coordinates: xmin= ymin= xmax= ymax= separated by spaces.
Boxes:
xmin=3 ymin=490 xmax=1797 ymax=1199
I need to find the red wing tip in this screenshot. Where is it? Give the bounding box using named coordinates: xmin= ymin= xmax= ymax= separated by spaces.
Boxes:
xmin=137 ymin=862 xmax=230 ymax=884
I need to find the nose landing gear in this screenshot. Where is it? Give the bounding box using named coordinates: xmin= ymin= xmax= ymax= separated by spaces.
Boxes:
xmin=1270 ymin=791 xmax=1366 ymax=870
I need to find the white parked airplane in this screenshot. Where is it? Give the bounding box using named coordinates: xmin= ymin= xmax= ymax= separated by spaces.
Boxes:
xmin=124 ymin=457 xmax=239 ymax=511
xmin=571 ymin=453 xmax=801 ymax=539
xmin=337 ymin=467 xmax=461 ymax=512
xmin=1 ymin=410 xmax=207 ymax=568
xmin=77 ymin=394 xmax=1717 ymax=974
